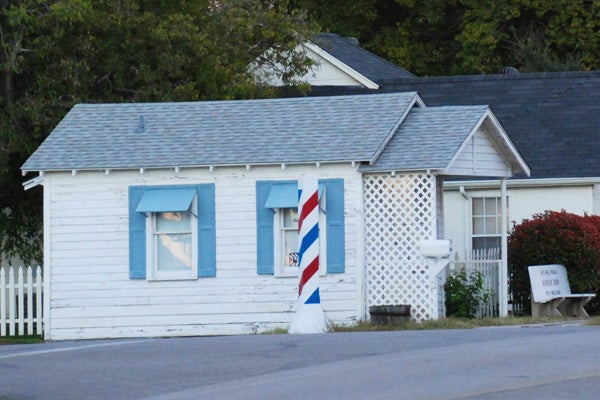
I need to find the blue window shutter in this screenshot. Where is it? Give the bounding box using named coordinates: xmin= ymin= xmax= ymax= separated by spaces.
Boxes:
xmin=128 ymin=186 xmax=146 ymax=279
xmin=325 ymin=179 xmax=345 ymax=273
xmin=256 ymin=181 xmax=275 ymax=274
xmin=197 ymin=184 xmax=216 ymax=278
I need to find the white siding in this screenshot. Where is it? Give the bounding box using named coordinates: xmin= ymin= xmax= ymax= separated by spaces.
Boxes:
xmin=255 ymin=46 xmax=366 ymax=87
xmin=44 ymin=164 xmax=362 ymax=340
xmin=594 ymin=184 xmax=600 ymax=215
xmin=447 ymin=126 xmax=511 ymax=177
xmin=444 ymin=184 xmax=595 ymax=258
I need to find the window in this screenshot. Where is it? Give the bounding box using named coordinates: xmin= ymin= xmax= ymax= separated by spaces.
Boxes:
xmin=128 ymin=184 xmax=216 ymax=280
xmin=471 ymin=197 xmax=508 ymax=255
xmin=280 ymin=208 xmax=300 ymax=269
xmin=147 ymin=210 xmax=197 ymax=280
xmin=273 ymin=204 xmax=327 ymax=277
xmin=256 ymin=179 xmax=345 ymax=276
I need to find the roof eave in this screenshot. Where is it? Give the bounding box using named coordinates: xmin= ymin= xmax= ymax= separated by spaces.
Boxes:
xmin=21 ymin=158 xmax=369 ymax=175
xmin=483 ymin=109 xmax=531 ymax=176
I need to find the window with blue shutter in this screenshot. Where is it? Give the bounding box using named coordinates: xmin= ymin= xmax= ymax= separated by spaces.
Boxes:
xmin=128 ymin=184 xmax=216 ymax=280
xmin=256 ymin=179 xmax=345 ymax=275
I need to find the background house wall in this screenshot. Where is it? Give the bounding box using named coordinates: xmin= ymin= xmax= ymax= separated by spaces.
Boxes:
xmin=443 ymin=183 xmax=597 ymax=258
xmin=43 ymin=163 xmax=363 ymax=340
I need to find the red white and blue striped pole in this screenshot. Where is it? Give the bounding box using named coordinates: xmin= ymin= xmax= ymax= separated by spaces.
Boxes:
xmin=290 ymin=174 xmax=327 ymax=333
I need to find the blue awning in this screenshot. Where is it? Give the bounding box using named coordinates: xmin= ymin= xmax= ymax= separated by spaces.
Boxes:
xmin=136 ymin=187 xmax=196 ymax=213
xmin=265 ymin=182 xmax=324 ymax=209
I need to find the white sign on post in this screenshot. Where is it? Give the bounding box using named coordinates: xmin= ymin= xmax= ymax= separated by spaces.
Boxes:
xmin=528 ymin=264 xmax=570 ymax=303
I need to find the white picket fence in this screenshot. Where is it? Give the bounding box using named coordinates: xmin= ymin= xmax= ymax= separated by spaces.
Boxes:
xmin=443 ymin=248 xmax=501 ymax=318
xmin=1 ymin=266 xmax=43 ymax=336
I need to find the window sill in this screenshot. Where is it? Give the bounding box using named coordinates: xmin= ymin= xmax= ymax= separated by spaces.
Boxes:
xmin=147 ymin=271 xmax=198 ymax=281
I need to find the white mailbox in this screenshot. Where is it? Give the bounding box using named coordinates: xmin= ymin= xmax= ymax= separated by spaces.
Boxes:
xmin=419 ymin=239 xmax=453 ymax=320
xmin=418 ymin=239 xmax=452 ymax=258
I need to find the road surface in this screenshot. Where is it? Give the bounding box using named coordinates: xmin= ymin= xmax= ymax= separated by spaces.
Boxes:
xmin=1 ymin=322 xmax=599 ymax=399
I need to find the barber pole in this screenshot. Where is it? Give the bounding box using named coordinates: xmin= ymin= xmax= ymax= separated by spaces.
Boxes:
xmin=289 ymin=174 xmax=328 ymax=333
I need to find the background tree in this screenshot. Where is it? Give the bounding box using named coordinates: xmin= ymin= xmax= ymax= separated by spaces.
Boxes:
xmin=0 ymin=0 xmax=315 ymax=263
xmin=291 ymin=0 xmax=600 ymax=75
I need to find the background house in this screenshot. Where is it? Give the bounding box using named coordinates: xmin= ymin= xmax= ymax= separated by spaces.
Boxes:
xmin=22 ymin=92 xmax=527 ymax=340
xmin=253 ymin=33 xmax=414 ymax=89
xmin=311 ymin=71 xmax=600 ymax=260
xmin=278 ymin=36 xmax=600 ymax=261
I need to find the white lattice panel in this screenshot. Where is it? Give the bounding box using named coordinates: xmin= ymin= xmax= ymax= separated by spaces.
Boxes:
xmin=364 ymin=174 xmax=437 ymax=321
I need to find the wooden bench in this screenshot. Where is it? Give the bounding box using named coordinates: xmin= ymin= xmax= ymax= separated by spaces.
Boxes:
xmin=528 ymin=264 xmax=595 ymax=318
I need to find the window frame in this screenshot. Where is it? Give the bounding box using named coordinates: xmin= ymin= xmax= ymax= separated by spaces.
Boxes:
xmin=145 ymin=199 xmax=199 ymax=281
xmin=470 ymin=196 xmax=508 ymax=255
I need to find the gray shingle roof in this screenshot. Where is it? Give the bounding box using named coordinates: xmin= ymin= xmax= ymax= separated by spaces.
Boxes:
xmin=362 ymin=106 xmax=489 ymax=172
xmin=22 ymin=92 xmax=419 ymax=172
xmin=311 ymin=33 xmax=415 ymax=83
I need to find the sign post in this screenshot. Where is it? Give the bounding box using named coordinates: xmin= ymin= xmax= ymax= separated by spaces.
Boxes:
xmin=289 ymin=174 xmax=327 ymax=333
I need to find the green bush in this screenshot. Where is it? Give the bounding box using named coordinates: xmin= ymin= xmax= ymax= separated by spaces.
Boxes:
xmin=444 ymin=268 xmax=491 ymax=319
xmin=508 ymin=210 xmax=600 ymax=315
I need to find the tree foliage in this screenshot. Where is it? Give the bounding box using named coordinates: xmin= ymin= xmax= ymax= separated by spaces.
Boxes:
xmin=0 ymin=0 xmax=315 ymax=263
xmin=292 ymin=0 xmax=600 ymax=75
xmin=508 ymin=211 xmax=600 ymax=316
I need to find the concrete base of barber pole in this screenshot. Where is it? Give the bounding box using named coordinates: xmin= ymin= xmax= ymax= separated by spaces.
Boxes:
xmin=289 ymin=304 xmax=328 ymax=334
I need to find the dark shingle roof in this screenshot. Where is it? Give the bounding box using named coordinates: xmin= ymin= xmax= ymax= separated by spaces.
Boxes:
xmin=311 ymin=33 xmax=415 ymax=83
xmin=310 ymin=71 xmax=600 ymax=179
xmin=22 ymin=92 xmax=421 ymax=171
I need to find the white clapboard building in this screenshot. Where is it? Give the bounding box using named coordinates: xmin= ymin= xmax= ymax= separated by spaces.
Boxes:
xmin=22 ymin=92 xmax=528 ymax=340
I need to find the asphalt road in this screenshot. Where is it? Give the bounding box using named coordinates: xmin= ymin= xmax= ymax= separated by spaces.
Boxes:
xmin=1 ymin=323 xmax=600 ymax=399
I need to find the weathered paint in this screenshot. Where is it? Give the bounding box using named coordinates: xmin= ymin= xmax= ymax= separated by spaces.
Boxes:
xmin=43 ymin=164 xmax=361 ymax=340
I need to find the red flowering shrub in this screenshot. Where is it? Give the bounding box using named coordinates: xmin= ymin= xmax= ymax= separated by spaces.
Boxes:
xmin=508 ymin=210 xmax=600 ymax=315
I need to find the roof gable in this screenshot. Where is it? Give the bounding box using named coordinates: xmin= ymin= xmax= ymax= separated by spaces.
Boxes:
xmin=310 ymin=33 xmax=415 ymax=84
xmin=22 ymin=92 xmax=421 ymax=172
xmin=252 ymin=33 xmax=415 ymax=89
xmin=361 ymin=106 xmax=529 ymax=177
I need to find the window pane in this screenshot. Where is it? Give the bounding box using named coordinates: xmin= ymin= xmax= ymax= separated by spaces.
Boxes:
xmin=284 ymin=230 xmax=299 ymax=267
xmin=472 ymin=236 xmax=501 ymax=254
xmin=156 ymin=233 xmax=192 ymax=270
xmin=485 ymin=216 xmax=499 ymax=234
xmin=156 ymin=212 xmax=190 ymax=232
xmin=283 ymin=208 xmax=298 ymax=228
xmin=473 ymin=216 xmax=485 ymax=234
xmin=472 ymin=198 xmax=484 ymax=215
xmin=485 ymin=198 xmax=498 ymax=215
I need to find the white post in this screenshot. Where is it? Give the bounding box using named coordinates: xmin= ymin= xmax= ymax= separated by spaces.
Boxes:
xmin=35 ymin=265 xmax=43 ymax=335
xmin=9 ymin=267 xmax=15 ymax=336
xmin=26 ymin=266 xmax=34 ymax=334
xmin=0 ymin=267 xmax=5 ymax=336
xmin=17 ymin=267 xmax=24 ymax=334
xmin=500 ymin=178 xmax=508 ymax=317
